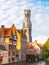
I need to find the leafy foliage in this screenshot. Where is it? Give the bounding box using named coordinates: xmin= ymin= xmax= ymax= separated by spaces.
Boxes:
xmin=43 ymin=38 xmax=49 ymax=59
xmin=44 ymin=38 xmax=49 ymax=52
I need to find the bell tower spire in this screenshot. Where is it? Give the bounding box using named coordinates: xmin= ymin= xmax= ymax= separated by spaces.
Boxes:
xmin=23 ymin=10 xmax=32 ymax=42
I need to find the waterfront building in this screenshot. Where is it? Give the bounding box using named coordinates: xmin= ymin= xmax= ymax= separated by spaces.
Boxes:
xmin=0 ymin=24 xmax=21 ymax=63
xmin=0 ymin=9 xmax=32 ymax=62
xmin=0 ymin=45 xmax=8 ymax=64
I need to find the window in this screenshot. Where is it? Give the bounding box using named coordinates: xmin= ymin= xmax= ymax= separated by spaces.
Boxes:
xmin=9 ymin=59 xmax=10 ymax=62
xmin=12 ymin=58 xmax=15 ymax=62
xmin=13 ymin=46 xmax=16 ymax=49
xmin=3 ymin=53 xmax=7 ymax=57
xmin=12 ymin=52 xmax=15 ymax=56
xmin=8 ymin=51 xmax=10 ymax=56
xmin=25 ymin=14 xmax=29 ymax=17
xmin=9 ymin=45 xmax=12 ymax=49
xmin=24 ymin=29 xmax=27 ymax=33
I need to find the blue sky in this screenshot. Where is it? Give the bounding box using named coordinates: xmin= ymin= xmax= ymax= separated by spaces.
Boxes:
xmin=0 ymin=0 xmax=49 ymax=44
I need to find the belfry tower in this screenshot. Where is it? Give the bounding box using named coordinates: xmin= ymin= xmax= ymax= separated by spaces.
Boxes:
xmin=23 ymin=10 xmax=32 ymax=42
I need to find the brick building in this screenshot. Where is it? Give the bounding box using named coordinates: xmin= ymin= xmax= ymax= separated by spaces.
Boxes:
xmin=0 ymin=45 xmax=8 ymax=64
xmin=0 ymin=9 xmax=32 ymax=62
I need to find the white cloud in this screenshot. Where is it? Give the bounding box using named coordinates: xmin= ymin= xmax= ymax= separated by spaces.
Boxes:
xmin=32 ymin=35 xmax=48 ymax=44
xmin=34 ymin=13 xmax=43 ymax=25
xmin=0 ymin=0 xmax=34 ymax=27
xmin=0 ymin=0 xmax=49 ymax=43
xmin=33 ymin=13 xmax=49 ymax=33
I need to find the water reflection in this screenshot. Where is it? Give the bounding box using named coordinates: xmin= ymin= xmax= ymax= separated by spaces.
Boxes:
xmin=38 ymin=61 xmax=45 ymax=65
xmin=21 ymin=61 xmax=49 ymax=65
xmin=28 ymin=61 xmax=49 ymax=65
xmin=9 ymin=61 xmax=49 ymax=65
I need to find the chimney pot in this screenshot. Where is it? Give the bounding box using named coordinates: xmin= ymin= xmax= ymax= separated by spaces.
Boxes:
xmin=1 ymin=25 xmax=4 ymax=28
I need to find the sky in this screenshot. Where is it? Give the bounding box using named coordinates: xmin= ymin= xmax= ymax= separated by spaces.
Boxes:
xmin=0 ymin=0 xmax=49 ymax=44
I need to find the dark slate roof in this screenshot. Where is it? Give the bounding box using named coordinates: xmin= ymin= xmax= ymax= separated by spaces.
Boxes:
xmin=0 ymin=45 xmax=6 ymax=51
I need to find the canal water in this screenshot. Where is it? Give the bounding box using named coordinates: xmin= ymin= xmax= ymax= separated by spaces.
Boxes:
xmin=9 ymin=61 xmax=49 ymax=65
xmin=26 ymin=61 xmax=49 ymax=65
xmin=6 ymin=61 xmax=49 ymax=65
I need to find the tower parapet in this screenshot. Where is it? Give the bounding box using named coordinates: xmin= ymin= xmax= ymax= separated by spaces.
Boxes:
xmin=24 ymin=10 xmax=31 ymax=15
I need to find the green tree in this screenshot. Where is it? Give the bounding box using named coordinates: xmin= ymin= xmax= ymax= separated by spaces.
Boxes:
xmin=44 ymin=38 xmax=49 ymax=52
xmin=43 ymin=38 xmax=49 ymax=59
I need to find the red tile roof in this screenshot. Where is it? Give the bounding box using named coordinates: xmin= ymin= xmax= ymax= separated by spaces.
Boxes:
xmin=0 ymin=28 xmax=22 ymax=37
xmin=0 ymin=28 xmax=11 ymax=36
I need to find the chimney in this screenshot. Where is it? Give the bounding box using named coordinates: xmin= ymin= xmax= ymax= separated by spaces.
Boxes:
xmin=1 ymin=25 xmax=4 ymax=35
xmin=1 ymin=25 xmax=5 ymax=45
xmin=1 ymin=25 xmax=4 ymax=28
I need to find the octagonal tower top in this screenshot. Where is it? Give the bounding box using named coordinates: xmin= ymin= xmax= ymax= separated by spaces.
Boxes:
xmin=24 ymin=9 xmax=31 ymax=15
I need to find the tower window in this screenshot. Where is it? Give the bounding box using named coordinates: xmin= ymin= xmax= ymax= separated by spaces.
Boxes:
xmin=25 ymin=14 xmax=29 ymax=17
xmin=24 ymin=29 xmax=27 ymax=33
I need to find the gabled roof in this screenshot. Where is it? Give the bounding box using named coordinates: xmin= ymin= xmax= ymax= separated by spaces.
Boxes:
xmin=0 ymin=24 xmax=22 ymax=37
xmin=37 ymin=43 xmax=44 ymax=50
xmin=17 ymin=29 xmax=23 ymax=33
